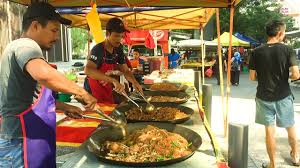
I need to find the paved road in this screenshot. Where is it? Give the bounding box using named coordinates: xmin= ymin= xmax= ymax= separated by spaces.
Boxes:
xmin=205 ymin=72 xmax=300 ymax=168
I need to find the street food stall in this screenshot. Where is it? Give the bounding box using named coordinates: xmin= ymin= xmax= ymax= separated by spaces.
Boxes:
xmin=7 ymin=0 xmax=242 ymax=167
xmin=177 ymin=39 xmax=218 ymax=70
xmin=56 ymin=82 xmax=218 ymax=168
xmin=55 ymin=69 xmax=217 ymax=167
xmin=213 ymin=32 xmax=250 ymax=47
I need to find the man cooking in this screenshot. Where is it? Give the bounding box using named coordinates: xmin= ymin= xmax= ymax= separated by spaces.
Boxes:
xmin=0 ymin=2 xmax=97 ymax=167
xmin=84 ymin=17 xmax=143 ymax=103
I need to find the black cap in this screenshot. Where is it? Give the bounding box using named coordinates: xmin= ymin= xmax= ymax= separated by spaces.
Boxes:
xmin=23 ymin=2 xmax=72 ymax=25
xmin=106 ymin=17 xmax=129 ymax=33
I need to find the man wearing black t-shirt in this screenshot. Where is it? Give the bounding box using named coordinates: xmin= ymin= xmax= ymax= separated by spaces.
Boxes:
xmin=249 ymin=20 xmax=300 ymax=168
xmin=84 ymin=18 xmax=143 ymax=103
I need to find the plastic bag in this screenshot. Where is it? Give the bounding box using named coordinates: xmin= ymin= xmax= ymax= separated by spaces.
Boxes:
xmin=205 ymin=67 xmax=213 ymax=78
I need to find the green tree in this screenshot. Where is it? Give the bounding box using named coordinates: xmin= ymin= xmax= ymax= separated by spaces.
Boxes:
xmin=293 ymin=40 xmax=300 ymax=49
xmin=71 ymin=28 xmax=88 ymax=59
xmin=218 ymin=0 xmax=296 ymax=43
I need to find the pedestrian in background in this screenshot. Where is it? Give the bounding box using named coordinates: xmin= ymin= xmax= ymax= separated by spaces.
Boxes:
xmin=168 ymin=48 xmax=180 ymax=69
xmin=249 ymin=20 xmax=300 ymax=168
xmin=212 ymin=53 xmax=225 ymax=85
xmin=230 ymin=48 xmax=242 ymax=86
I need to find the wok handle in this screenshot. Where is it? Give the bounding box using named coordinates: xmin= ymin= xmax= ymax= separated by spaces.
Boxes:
xmin=81 ymin=114 xmax=110 ymax=121
xmin=76 ymin=96 xmax=124 ymax=125
xmin=94 ymin=109 xmax=121 ymax=125
xmin=137 ymin=91 xmax=151 ymax=104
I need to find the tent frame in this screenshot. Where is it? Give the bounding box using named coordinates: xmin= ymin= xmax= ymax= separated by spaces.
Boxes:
xmin=7 ymin=0 xmax=241 ymax=166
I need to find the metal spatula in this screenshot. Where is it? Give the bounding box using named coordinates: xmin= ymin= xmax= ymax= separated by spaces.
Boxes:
xmin=121 ymin=92 xmax=143 ymax=113
xmin=75 ymin=96 xmax=128 ymax=137
xmin=81 ymin=109 xmax=128 ymax=137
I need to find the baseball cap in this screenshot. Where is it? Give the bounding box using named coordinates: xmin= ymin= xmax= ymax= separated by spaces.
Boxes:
xmin=23 ymin=2 xmax=72 ymax=25
xmin=106 ymin=17 xmax=129 ymax=33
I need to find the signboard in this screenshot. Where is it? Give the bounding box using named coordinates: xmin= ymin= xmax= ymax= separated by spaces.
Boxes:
xmin=280 ymin=7 xmax=289 ymax=15
xmin=129 ymin=30 xmax=168 ymax=42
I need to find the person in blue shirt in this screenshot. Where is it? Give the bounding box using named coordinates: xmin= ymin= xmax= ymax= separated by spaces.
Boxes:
xmin=230 ymin=48 xmax=242 ymax=86
xmin=168 ymin=48 xmax=181 ymax=69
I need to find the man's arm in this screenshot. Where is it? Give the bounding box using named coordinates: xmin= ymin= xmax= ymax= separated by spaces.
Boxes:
xmin=249 ymin=69 xmax=257 ymax=81
xmin=56 ymin=101 xmax=83 ymax=119
xmin=248 ymin=50 xmax=256 ymax=81
xmin=118 ymin=64 xmax=138 ymax=83
xmin=84 ymin=60 xmax=124 ymax=93
xmin=26 ymin=59 xmax=85 ymax=95
xmin=25 ymin=59 xmax=96 ymax=109
xmin=84 ymin=44 xmax=121 ymax=87
xmin=288 ymin=46 xmax=300 ymax=80
xmin=118 ymin=64 xmax=143 ymax=93
xmin=115 ymin=45 xmax=143 ymax=93
xmin=85 ymin=60 xmax=117 ymax=83
xmin=290 ymin=66 xmax=300 ymax=80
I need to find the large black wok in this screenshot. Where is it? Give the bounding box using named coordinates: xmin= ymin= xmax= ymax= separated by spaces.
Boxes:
xmin=113 ymin=103 xmax=194 ymax=124
xmin=86 ymin=122 xmax=202 ymax=167
xmin=130 ymin=91 xmax=191 ymax=104
xmin=142 ymin=83 xmax=188 ymax=92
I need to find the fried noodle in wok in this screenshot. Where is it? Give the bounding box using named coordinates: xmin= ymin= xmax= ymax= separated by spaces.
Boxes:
xmin=150 ymin=96 xmax=184 ymax=103
xmin=125 ymin=107 xmax=188 ymax=121
xmin=149 ymin=83 xmax=182 ymax=91
xmin=103 ymin=125 xmax=192 ymax=162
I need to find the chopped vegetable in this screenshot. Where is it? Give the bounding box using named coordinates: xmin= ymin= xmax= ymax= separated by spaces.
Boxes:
xmin=171 ymin=141 xmax=180 ymax=148
xmin=156 ymin=155 xmax=165 ymax=161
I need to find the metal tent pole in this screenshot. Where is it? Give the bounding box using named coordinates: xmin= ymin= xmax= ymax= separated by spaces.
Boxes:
xmin=225 ymin=5 xmax=235 ymax=137
xmin=200 ymin=26 xmax=205 ymax=85
xmin=216 ymin=8 xmax=226 ymax=137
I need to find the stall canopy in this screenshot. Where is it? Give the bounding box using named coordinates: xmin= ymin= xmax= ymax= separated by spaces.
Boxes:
xmin=234 ymin=32 xmax=260 ymax=46
xmin=8 ymin=0 xmax=244 ymax=162
xmin=9 ymin=0 xmax=241 ymax=8
xmin=213 ymin=32 xmax=250 ymax=47
xmin=61 ymin=7 xmax=215 ymax=29
xmin=8 ymin=0 xmax=242 ymax=30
